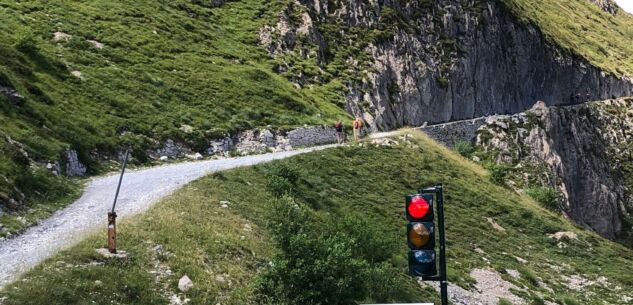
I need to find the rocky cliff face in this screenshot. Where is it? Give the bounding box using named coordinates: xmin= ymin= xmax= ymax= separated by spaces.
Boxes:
xmin=260 ymin=0 xmax=633 ymax=131
xmin=472 ymin=99 xmax=633 ymax=241
xmin=590 ymin=0 xmax=619 ymax=15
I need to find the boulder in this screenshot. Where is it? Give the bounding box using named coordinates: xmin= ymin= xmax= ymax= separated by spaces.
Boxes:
xmin=64 ymin=150 xmax=87 ymax=176
xmin=87 ymin=39 xmax=104 ymax=49
xmin=52 ymin=32 xmax=71 ymax=42
xmin=178 ymin=275 xmax=193 ymax=292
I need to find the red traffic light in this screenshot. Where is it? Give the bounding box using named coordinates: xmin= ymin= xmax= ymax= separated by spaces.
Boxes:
xmin=408 ymin=195 xmax=430 ymax=219
xmin=406 ymin=193 xmax=434 ymax=222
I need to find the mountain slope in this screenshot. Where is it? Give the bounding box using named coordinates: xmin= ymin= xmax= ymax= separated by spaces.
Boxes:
xmin=1 ymin=132 xmax=631 ymax=304
xmin=264 ymin=0 xmax=633 ymax=131
xmin=1 ymin=0 xmax=633 ymax=240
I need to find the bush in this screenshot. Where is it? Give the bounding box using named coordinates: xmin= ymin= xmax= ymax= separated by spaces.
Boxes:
xmin=562 ymin=297 xmax=580 ymax=305
xmin=257 ymin=196 xmax=413 ymax=305
xmin=14 ymin=31 xmax=38 ymax=53
xmin=265 ymin=163 xmax=300 ymax=184
xmin=454 ymin=140 xmax=475 ymax=158
xmin=265 ymin=163 xmax=300 ymax=197
xmin=258 ymin=197 xmax=369 ymax=305
xmin=486 ymin=163 xmax=508 ymax=185
xmin=498 ymin=298 xmax=513 ymax=305
xmin=525 ymin=187 xmax=558 ymax=211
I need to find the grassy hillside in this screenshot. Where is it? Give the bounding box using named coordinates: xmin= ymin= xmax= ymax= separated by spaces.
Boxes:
xmin=0 ymin=0 xmax=348 ymax=231
xmin=1 ymin=132 xmax=631 ymax=305
xmin=503 ymin=0 xmax=633 ymax=77
xmin=1 ymin=0 xmax=633 ymax=249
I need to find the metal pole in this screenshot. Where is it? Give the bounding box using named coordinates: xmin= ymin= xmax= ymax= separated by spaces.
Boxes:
xmin=436 ymin=184 xmax=448 ymax=305
xmin=108 ymin=149 xmax=129 ymax=254
xmin=111 ymin=149 xmax=130 ymax=213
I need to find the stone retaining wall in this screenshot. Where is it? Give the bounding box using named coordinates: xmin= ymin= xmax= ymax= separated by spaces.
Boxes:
xmin=287 ymin=126 xmax=337 ymax=147
xmin=418 ymin=118 xmax=487 ymax=147
xmin=153 ymin=125 xmax=338 ymax=159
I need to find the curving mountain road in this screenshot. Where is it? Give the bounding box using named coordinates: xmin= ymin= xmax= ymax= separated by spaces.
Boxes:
xmin=0 ymin=145 xmax=336 ymax=288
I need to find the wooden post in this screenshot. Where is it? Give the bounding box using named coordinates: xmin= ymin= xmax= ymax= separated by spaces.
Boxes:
xmin=107 ymin=212 xmax=117 ymax=253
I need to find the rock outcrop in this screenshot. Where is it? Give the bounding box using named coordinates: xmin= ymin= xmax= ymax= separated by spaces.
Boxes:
xmin=0 ymin=85 xmax=24 ymax=104
xmin=207 ymin=125 xmax=337 ymax=156
xmin=589 ymin=0 xmax=619 ymax=15
xmin=462 ymin=99 xmax=633 ymax=240
xmin=261 ymin=0 xmax=633 ymax=131
xmin=64 ymin=150 xmax=87 ymax=177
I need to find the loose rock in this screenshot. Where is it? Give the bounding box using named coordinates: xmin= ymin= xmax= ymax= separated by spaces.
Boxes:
xmin=178 ymin=275 xmax=193 ymax=292
xmin=95 ymin=248 xmax=128 ymax=259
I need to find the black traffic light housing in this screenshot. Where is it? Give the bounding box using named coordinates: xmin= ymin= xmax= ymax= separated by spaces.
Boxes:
xmin=406 ymin=185 xmax=448 ymax=305
xmin=405 ymin=193 xmax=437 ymax=277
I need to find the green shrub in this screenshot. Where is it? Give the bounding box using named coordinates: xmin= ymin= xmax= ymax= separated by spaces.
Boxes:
xmin=265 ymin=163 xmax=300 ymax=184
xmin=14 ymin=31 xmax=38 ymax=53
xmin=487 ymin=163 xmax=509 ymax=185
xmin=525 ymin=187 xmax=558 ymax=211
xmin=530 ymin=295 xmax=546 ymax=305
xmin=257 ymin=196 xmax=415 ymax=304
xmin=258 ymin=196 xmax=369 ymax=305
xmin=498 ymin=298 xmax=513 ymax=305
xmin=518 ymin=267 xmax=540 ymax=287
xmin=454 ymin=140 xmax=475 ymax=158
xmin=265 ymin=163 xmax=300 ymax=197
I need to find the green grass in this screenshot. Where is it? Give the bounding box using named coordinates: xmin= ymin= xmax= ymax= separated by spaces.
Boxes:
xmin=502 ymin=0 xmax=633 ymax=77
xmin=0 ymin=0 xmax=349 ymax=227
xmin=2 ymin=0 xmax=633 ymax=234
xmin=1 ymin=132 xmax=631 ymax=304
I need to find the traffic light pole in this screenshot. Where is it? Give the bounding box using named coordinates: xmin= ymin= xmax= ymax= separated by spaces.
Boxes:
xmin=419 ymin=185 xmax=448 ymax=305
xmin=436 ymin=184 xmax=448 ymax=305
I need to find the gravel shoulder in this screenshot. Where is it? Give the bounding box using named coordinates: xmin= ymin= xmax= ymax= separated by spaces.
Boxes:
xmin=0 ymin=145 xmax=336 ymax=288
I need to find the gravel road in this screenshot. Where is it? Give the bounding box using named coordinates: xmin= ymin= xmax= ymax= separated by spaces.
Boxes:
xmin=0 ymin=145 xmax=335 ymax=288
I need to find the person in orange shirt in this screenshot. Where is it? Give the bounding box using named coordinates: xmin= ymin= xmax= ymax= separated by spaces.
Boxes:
xmin=352 ymin=117 xmax=363 ymax=141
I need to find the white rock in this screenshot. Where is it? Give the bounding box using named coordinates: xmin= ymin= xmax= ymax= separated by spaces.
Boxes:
xmin=505 ymin=269 xmax=520 ymax=279
xmin=179 ymin=124 xmax=194 ymax=133
xmin=170 ymin=294 xmax=183 ymax=305
xmin=486 ymin=217 xmax=506 ymax=232
xmin=71 ymin=71 xmax=84 ymax=80
xmin=95 ymin=248 xmax=128 ymax=259
xmin=87 ymin=39 xmax=104 ymax=49
xmin=186 ymin=153 xmax=203 ymax=160
xmin=243 ymin=223 xmax=252 ymax=232
xmin=514 ymin=256 xmax=528 ymax=264
xmin=159 ymin=156 xmax=169 ymax=161
xmin=548 ymin=231 xmax=578 ymax=241
xmin=178 ymin=275 xmax=193 ymax=292
xmin=52 ymin=32 xmax=71 ymax=42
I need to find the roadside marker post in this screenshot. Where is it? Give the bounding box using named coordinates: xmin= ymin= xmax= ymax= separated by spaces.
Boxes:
xmin=108 ymin=149 xmax=129 ymax=254
xmin=406 ymin=184 xmax=448 ymax=305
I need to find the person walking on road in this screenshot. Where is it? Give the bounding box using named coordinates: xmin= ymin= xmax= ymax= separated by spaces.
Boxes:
xmin=335 ymin=120 xmax=344 ymax=144
xmin=352 ymin=117 xmax=363 ymax=141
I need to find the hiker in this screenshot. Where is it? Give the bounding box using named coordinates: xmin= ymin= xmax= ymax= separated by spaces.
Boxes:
xmin=335 ymin=120 xmax=344 ymax=144
xmin=352 ymin=117 xmax=363 ymax=141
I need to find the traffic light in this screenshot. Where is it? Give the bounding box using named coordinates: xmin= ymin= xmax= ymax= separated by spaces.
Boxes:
xmin=406 ymin=193 xmax=436 ymax=276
